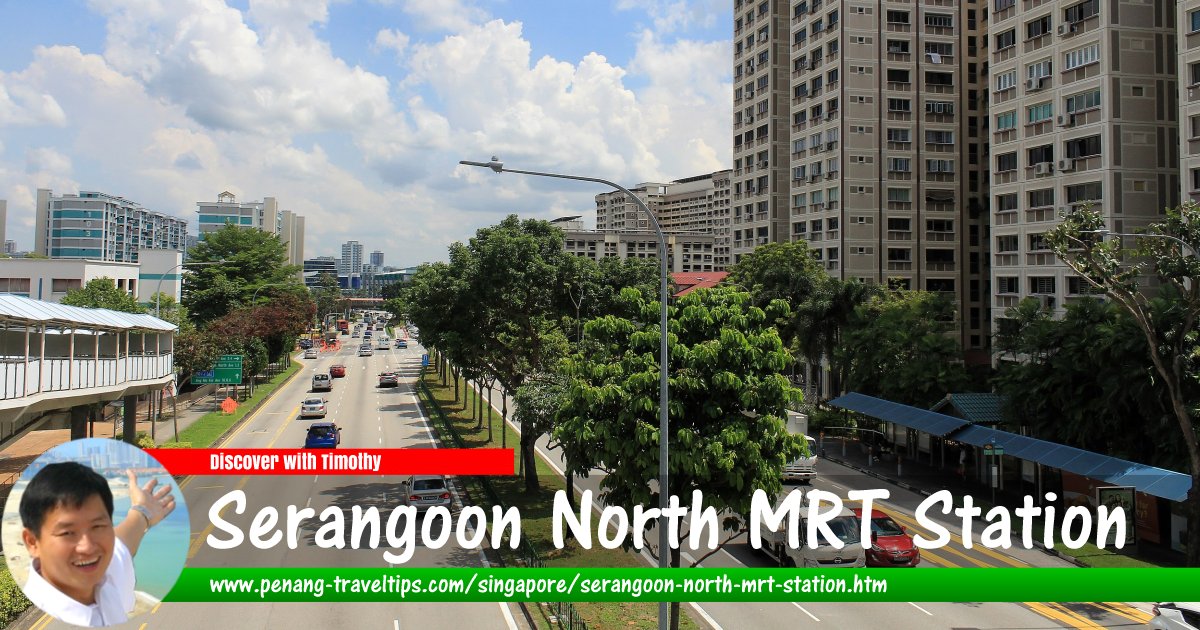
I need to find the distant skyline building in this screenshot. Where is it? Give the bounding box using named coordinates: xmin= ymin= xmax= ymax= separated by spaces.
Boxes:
xmin=370 ymin=250 xmax=384 ymax=268
xmin=304 ymin=256 xmax=338 ymax=288
xmin=195 ymin=191 xmax=305 ymax=274
xmin=34 ymin=189 xmax=187 ymax=262
xmin=340 ymin=240 xmax=363 ymax=275
xmin=594 ymin=169 xmax=732 ymax=269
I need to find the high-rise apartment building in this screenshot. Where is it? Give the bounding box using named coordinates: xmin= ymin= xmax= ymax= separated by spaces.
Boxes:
xmin=370 ymin=250 xmax=384 ymax=268
xmin=989 ymin=0 xmax=1178 ymax=329
xmin=734 ymin=0 xmax=990 ymax=356
xmin=1180 ymin=1 xmax=1200 ymax=202
xmin=340 ymin=240 xmax=363 ymax=276
xmin=34 ymin=189 xmax=187 ymax=262
xmin=555 ymin=217 xmax=719 ymax=273
xmin=196 ymin=192 xmax=305 ymax=271
xmin=594 ymin=169 xmax=733 ymax=269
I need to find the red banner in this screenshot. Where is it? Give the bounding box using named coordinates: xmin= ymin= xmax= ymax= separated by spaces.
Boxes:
xmin=146 ymin=448 xmax=514 ymax=476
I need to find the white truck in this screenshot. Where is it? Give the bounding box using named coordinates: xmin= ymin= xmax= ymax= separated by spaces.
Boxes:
xmin=757 ymin=491 xmax=867 ymax=568
xmin=783 ymin=410 xmax=818 ymax=484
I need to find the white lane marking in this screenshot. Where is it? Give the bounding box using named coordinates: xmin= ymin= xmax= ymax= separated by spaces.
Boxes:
xmin=379 ymin=437 xmax=383 ymax=444
xmin=498 ymin=603 xmax=519 ymax=630
xmin=908 ymin=603 xmax=933 ymax=616
xmin=305 ymin=496 xmax=312 ymax=509
xmin=828 ymin=482 xmax=845 ymax=491
xmin=792 ymin=603 xmax=820 ymax=622
xmin=393 ymin=619 xmax=400 ymax=630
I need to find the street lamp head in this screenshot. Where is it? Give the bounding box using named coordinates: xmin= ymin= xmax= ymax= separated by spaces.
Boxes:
xmin=458 ymin=157 xmax=504 ymax=173
xmin=1080 ymin=229 xmax=1111 ymax=235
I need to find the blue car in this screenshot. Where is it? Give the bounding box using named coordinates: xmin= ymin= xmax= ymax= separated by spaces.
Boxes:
xmin=397 ymin=339 xmax=408 ymax=349
xmin=304 ymin=422 xmax=341 ymax=448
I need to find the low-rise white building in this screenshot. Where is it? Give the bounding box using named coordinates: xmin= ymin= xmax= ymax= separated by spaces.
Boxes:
xmin=0 ymin=248 xmax=182 ymax=304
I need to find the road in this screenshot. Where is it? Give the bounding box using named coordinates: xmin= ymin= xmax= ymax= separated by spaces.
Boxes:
xmin=472 ymin=382 xmax=1156 ymax=630
xmin=35 ymin=331 xmax=523 ymax=630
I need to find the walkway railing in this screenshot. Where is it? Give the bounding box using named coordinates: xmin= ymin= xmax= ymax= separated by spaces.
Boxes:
xmin=0 ymin=353 xmax=173 ymax=400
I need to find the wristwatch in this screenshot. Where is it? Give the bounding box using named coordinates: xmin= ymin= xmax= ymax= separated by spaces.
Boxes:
xmin=130 ymin=505 xmax=154 ymax=531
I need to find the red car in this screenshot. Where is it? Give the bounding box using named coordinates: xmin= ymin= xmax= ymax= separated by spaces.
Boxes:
xmin=853 ymin=508 xmax=920 ymax=567
xmin=330 ymin=364 xmax=347 ymax=378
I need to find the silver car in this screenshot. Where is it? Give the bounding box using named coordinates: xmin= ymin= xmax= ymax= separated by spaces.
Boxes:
xmin=401 ymin=475 xmax=452 ymax=511
xmin=300 ymin=397 xmax=327 ymax=419
xmin=1151 ymin=603 xmax=1200 ymax=630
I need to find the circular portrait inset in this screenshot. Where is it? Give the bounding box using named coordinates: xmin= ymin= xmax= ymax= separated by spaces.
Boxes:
xmin=2 ymin=438 xmax=188 ymax=627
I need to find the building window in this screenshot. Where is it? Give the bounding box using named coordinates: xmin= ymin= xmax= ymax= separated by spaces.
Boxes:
xmin=1065 ymin=135 xmax=1101 ymax=158
xmin=1065 ymin=0 xmax=1100 ymax=24
xmin=1066 ymin=181 xmax=1103 ymax=203
xmin=926 ymin=130 xmax=955 ymax=144
xmin=887 ymin=68 xmax=911 ymax=83
xmin=996 ymin=235 xmax=1018 ymax=252
xmin=926 ymin=159 xmax=955 ymax=173
xmin=1192 ymin=9 xmax=1200 ymax=33
xmin=927 ymin=219 xmax=953 ymax=232
xmin=1191 ymin=62 xmax=1200 ymax=86
xmin=1029 ymin=276 xmax=1056 ymax=294
xmin=926 ymin=101 xmax=954 ymax=114
xmin=1027 ymin=102 xmax=1053 ymax=123
xmin=996 ymin=193 xmax=1019 ymax=212
xmin=996 ymin=111 xmax=1017 ymax=130
xmin=888 ymin=218 xmax=911 ymax=231
xmin=1029 ymin=233 xmax=1051 ymax=251
xmin=1026 ymin=59 xmax=1052 ymax=80
xmin=995 ymin=29 xmax=1016 ymax=50
xmin=997 ymin=277 xmax=1019 ymax=294
xmin=888 ymin=98 xmax=911 ymax=112
xmin=1028 ymin=188 xmax=1055 ymax=208
xmin=995 ymin=0 xmax=1016 ymax=10
xmin=1064 ymin=43 xmax=1100 ymax=70
xmin=888 ymin=158 xmax=911 ymax=172
xmin=0 ymin=278 xmax=31 ymax=294
xmin=1028 ymin=144 xmax=1054 ymax=165
xmin=995 ymin=70 xmax=1016 ymax=91
xmin=996 ymin=152 xmax=1018 ymax=172
xmin=1026 ymin=15 xmax=1052 ymax=39
xmin=887 ymin=128 xmax=911 ymax=143
xmin=51 ymin=279 xmax=82 ymax=293
xmin=888 ymin=187 xmax=911 ymax=202
xmin=887 ymin=40 xmax=910 ymax=54
xmin=925 ymin=13 xmax=953 ymax=28
xmin=1065 ymin=89 xmax=1101 ymax=113
xmin=886 ymin=10 xmax=909 ymax=24
xmin=887 ymin=248 xmax=912 ymax=262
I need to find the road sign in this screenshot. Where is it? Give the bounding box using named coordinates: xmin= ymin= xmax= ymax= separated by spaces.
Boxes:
xmin=421 ymin=353 xmax=430 ymax=367
xmin=193 ymin=354 xmax=244 ymax=385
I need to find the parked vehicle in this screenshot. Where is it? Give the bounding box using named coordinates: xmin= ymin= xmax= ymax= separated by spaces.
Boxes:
xmin=757 ymin=492 xmax=866 ymax=568
xmin=330 ymin=364 xmax=347 ymax=378
xmin=783 ymin=410 xmax=817 ymax=484
xmin=400 ymin=475 xmax=452 ymax=511
xmin=1151 ymin=603 xmax=1200 ymax=630
xmin=311 ymin=373 xmax=332 ymax=392
xmin=304 ymin=422 xmax=341 ymax=448
xmin=853 ymin=508 xmax=920 ymax=567
xmin=300 ymin=397 xmax=328 ymax=419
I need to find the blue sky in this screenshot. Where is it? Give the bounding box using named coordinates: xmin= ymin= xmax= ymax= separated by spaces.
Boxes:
xmin=0 ymin=0 xmax=732 ymax=263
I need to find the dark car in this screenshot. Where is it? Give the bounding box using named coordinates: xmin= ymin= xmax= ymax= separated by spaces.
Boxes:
xmin=330 ymin=364 xmax=347 ymax=378
xmin=378 ymin=371 xmax=399 ymax=387
xmin=298 ymin=339 xmax=313 ymax=349
xmin=853 ymin=508 xmax=920 ymax=567
xmin=304 ymin=422 xmax=341 ymax=448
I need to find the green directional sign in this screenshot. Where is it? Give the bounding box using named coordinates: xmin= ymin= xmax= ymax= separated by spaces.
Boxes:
xmin=193 ymin=354 xmax=244 ymax=385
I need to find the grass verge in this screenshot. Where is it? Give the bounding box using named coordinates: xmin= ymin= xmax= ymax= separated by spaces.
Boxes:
xmin=418 ymin=370 xmax=700 ymax=630
xmin=169 ymin=360 xmax=302 ymax=448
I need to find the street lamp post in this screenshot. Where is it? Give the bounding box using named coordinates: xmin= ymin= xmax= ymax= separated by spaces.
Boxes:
xmin=461 ymin=157 xmax=673 ymax=629
xmin=155 ymin=260 xmax=224 ymax=318
xmin=1083 ymin=229 xmax=1200 ymax=258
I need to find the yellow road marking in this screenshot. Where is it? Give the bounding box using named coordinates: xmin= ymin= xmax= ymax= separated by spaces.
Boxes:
xmin=908 ymin=547 xmax=957 ymax=567
xmin=152 ymin=602 xmax=162 ymax=615
xmin=31 ymin=614 xmax=51 ymax=630
xmin=1044 ymin=602 xmax=1108 ymax=629
xmin=138 ymin=623 xmax=147 ymax=630
xmin=1090 ymin=601 xmax=1152 ymax=624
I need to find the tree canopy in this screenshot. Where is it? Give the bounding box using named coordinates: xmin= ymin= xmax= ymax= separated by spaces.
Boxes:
xmin=183 ymin=224 xmax=304 ymax=323
xmin=61 ymin=278 xmax=146 ymax=313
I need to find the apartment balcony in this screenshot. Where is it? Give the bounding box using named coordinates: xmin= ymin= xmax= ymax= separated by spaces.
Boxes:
xmin=887 ymin=261 xmax=913 ymax=271
xmin=888 ymin=230 xmax=913 ymax=241
xmin=994 ymin=253 xmax=1019 ymax=266
xmin=925 ymin=232 xmax=955 ymax=242
xmin=925 ymin=262 xmax=956 ymax=272
xmin=1026 ymin=252 xmax=1056 ymax=266
xmin=1025 ymin=207 xmax=1056 ymax=223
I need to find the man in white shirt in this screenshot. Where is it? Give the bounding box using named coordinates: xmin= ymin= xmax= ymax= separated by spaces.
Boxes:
xmin=19 ymin=462 xmax=176 ymax=627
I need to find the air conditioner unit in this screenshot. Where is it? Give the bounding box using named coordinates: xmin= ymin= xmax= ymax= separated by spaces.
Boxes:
xmin=809 ymin=174 xmax=820 ymax=181
xmin=1034 ymin=162 xmax=1054 ymax=175
xmin=1057 ymin=158 xmax=1075 ymax=172
xmin=759 ymin=161 xmax=769 ymax=168
xmin=1056 ymin=115 xmax=1068 ymax=126
xmin=1026 ymin=77 xmax=1044 ymax=91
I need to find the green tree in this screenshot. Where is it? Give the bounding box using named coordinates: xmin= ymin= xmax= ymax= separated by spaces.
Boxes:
xmin=148 ymin=292 xmax=187 ymax=326
xmin=313 ymin=272 xmax=345 ymax=323
xmin=555 ymin=286 xmax=804 ymax=630
xmin=993 ymin=297 xmax=1175 ymax=464
xmin=1047 ymin=203 xmax=1200 ymax=565
xmin=61 ymin=278 xmax=146 ymax=313
xmin=837 ymin=290 xmax=969 ymax=407
xmin=183 ymin=224 xmax=303 ymax=323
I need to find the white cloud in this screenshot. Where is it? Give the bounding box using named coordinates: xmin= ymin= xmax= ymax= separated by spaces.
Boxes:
xmin=0 ymin=74 xmax=68 ymax=127
xmin=90 ymin=0 xmax=393 ymax=136
xmin=398 ymin=0 xmax=488 ymax=33
xmin=374 ymin=28 xmax=410 ymax=58
xmin=615 ymin=0 xmax=724 ymax=33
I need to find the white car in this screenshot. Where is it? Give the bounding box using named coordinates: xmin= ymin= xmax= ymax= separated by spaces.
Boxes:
xmin=401 ymin=475 xmax=452 ymax=511
xmin=300 ymin=397 xmax=327 ymax=419
xmin=303 ymin=348 xmax=318 ymax=359
xmin=358 ymin=346 xmax=374 ymax=357
xmin=1151 ymin=603 xmax=1200 ymax=630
